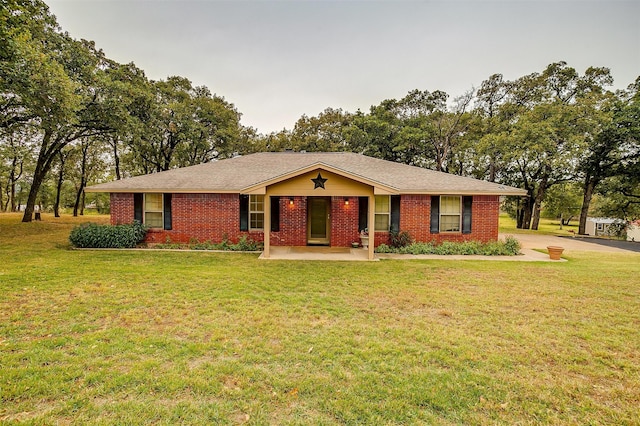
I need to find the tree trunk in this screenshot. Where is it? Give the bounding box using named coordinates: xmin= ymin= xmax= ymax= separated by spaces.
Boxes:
xmin=73 ymin=141 xmax=89 ymax=217
xmin=54 ymin=151 xmax=66 ymax=218
xmin=54 ymin=169 xmax=63 ymax=217
xmin=517 ymin=189 xmax=535 ymax=230
xmin=73 ymin=179 xmax=85 ymax=217
xmin=22 ymin=130 xmax=63 ymax=222
xmin=578 ymin=177 xmax=598 ymax=235
xmin=112 ymin=138 xmax=121 ymax=180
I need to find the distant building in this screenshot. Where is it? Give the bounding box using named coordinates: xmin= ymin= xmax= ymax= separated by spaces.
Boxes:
xmin=585 ymin=217 xmax=617 ymax=237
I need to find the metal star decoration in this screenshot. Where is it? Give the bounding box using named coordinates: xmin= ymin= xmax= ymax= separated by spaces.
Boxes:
xmin=311 ymin=172 xmax=328 ymax=189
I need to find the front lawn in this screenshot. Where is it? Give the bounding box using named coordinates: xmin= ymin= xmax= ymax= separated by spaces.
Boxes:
xmin=1 ymin=213 xmax=639 ymax=424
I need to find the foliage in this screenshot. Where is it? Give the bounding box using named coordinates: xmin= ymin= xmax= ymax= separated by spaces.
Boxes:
xmin=542 ymin=182 xmax=583 ymax=225
xmin=69 ymin=221 xmax=147 ymax=248
xmin=605 ymin=220 xmax=628 ymax=239
xmin=376 ymin=235 xmax=521 ymax=256
xmin=389 ymin=229 xmax=413 ymax=248
xmin=154 ymin=234 xmax=263 ymax=251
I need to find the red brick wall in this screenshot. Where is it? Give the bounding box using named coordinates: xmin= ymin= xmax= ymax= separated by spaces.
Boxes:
xmin=399 ymin=194 xmax=499 ymax=244
xmin=331 ymin=196 xmax=360 ymax=246
xmin=110 ymin=193 xmax=134 ymax=225
xmin=276 ymin=196 xmax=307 ymax=246
xmin=109 ymin=192 xmax=500 ymax=246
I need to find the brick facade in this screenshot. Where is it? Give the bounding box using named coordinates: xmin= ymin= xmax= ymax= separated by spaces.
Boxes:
xmin=110 ymin=193 xmax=500 ymax=246
xmin=398 ymin=194 xmax=499 ymax=244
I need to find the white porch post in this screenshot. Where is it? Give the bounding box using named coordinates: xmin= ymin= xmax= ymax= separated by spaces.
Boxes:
xmin=264 ymin=194 xmax=271 ymax=258
xmin=368 ymin=193 xmax=375 ymax=260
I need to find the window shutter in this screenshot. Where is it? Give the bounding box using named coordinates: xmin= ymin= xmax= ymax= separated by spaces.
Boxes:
xmin=358 ymin=197 xmax=368 ymax=232
xmin=430 ymin=196 xmax=440 ymax=234
xmin=134 ymin=193 xmax=143 ymax=223
xmin=462 ymin=196 xmax=472 ymax=234
xmin=239 ymin=195 xmax=249 ymax=231
xmin=163 ymin=194 xmax=172 ymax=230
xmin=390 ymin=195 xmax=401 ymax=232
xmin=270 ymin=196 xmax=280 ymax=232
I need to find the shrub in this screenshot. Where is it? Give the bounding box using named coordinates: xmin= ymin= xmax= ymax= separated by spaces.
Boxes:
xmin=374 ymin=236 xmax=521 ymax=256
xmin=230 ymin=235 xmax=263 ymax=251
xmin=502 ymin=235 xmax=521 ymax=255
xmin=154 ymin=235 xmax=263 ymax=251
xmin=69 ymin=221 xmax=147 ymax=248
xmin=389 ymin=230 xmax=413 ymax=248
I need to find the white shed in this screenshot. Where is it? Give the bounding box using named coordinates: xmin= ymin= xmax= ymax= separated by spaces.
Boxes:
xmin=585 ymin=217 xmax=617 ymax=236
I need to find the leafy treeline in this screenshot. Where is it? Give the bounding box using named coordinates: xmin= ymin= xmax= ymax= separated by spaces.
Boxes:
xmin=2 ymin=0 xmax=639 ymax=232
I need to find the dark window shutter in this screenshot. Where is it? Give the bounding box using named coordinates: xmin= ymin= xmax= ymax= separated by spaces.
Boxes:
xmin=134 ymin=193 xmax=143 ymax=223
xmin=462 ymin=196 xmax=472 ymax=234
xmin=239 ymin=195 xmax=249 ymax=231
xmin=270 ymin=196 xmax=280 ymax=232
xmin=430 ymin=196 xmax=440 ymax=234
xmin=163 ymin=194 xmax=172 ymax=230
xmin=358 ymin=197 xmax=368 ymax=232
xmin=390 ymin=195 xmax=401 ymax=232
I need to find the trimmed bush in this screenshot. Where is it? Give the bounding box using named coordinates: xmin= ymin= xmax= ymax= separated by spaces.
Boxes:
xmin=154 ymin=235 xmax=263 ymax=251
xmin=375 ymin=236 xmax=521 ymax=256
xmin=69 ymin=222 xmax=148 ymax=248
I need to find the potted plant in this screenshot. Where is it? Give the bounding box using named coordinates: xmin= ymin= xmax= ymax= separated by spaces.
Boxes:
xmin=359 ymin=229 xmax=369 ymax=249
xmin=351 ymin=241 xmax=360 ymax=248
xmin=547 ymin=246 xmax=564 ymax=260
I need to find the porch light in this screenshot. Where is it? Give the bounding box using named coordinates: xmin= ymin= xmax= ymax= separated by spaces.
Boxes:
xmin=344 ymin=197 xmax=349 ymax=206
xmin=289 ymin=197 xmax=294 ymax=205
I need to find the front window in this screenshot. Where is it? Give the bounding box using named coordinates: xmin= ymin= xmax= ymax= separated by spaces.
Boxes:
xmin=249 ymin=194 xmax=264 ymax=230
xmin=374 ymin=195 xmax=390 ymax=231
xmin=440 ymin=196 xmax=461 ymax=232
xmin=145 ymin=193 xmax=163 ymax=228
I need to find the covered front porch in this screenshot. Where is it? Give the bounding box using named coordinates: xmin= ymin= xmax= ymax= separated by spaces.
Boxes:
xmin=244 ymin=165 xmax=395 ymax=261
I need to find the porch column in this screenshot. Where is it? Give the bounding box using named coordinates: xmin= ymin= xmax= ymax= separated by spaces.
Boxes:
xmin=264 ymin=194 xmax=271 ymax=258
xmin=368 ymin=193 xmax=375 ymax=260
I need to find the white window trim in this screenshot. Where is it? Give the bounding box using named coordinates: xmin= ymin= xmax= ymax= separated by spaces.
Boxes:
xmin=440 ymin=196 xmax=462 ymax=233
xmin=144 ymin=193 xmax=164 ymax=229
xmin=374 ymin=195 xmax=390 ymax=231
xmin=249 ymin=194 xmax=264 ymax=231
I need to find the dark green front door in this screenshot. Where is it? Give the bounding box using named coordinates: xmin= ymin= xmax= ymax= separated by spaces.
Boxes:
xmin=307 ymin=197 xmax=330 ymax=245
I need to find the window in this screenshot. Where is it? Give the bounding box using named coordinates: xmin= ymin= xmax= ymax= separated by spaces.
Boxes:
xmin=144 ymin=193 xmax=164 ymax=228
xmin=596 ymin=223 xmax=604 ymax=231
xmin=374 ymin=195 xmax=390 ymax=231
xmin=440 ymin=196 xmax=461 ymax=232
xmin=249 ymin=194 xmax=264 ymax=230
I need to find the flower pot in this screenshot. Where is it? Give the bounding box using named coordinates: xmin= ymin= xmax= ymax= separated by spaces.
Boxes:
xmin=547 ymin=246 xmax=564 ymax=260
xmin=360 ymin=236 xmax=369 ymax=249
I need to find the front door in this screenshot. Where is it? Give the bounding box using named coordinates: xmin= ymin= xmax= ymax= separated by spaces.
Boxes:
xmin=307 ymin=197 xmax=330 ymax=245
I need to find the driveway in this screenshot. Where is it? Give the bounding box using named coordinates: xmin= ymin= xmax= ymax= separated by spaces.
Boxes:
xmin=501 ymin=233 xmax=638 ymax=253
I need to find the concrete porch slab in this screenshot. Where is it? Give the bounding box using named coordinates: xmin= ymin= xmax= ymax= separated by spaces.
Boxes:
xmin=260 ymin=246 xmax=376 ymax=261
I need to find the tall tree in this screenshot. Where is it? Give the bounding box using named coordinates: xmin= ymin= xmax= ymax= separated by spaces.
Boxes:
xmin=289 ymin=107 xmax=353 ymax=152
xmin=576 ymin=77 xmax=640 ymax=233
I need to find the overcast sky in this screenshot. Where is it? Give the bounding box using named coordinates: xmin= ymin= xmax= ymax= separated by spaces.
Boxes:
xmin=46 ymin=0 xmax=639 ymax=134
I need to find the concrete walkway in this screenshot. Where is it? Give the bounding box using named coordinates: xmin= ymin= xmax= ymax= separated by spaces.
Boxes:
xmin=260 ymin=246 xmax=374 ymax=261
xmin=505 ymin=233 xmax=632 ymax=253
xmin=260 ymin=233 xmax=638 ymax=261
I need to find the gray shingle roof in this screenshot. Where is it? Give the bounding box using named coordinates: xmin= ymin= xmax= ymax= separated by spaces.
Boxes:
xmin=85 ymin=152 xmax=526 ymax=195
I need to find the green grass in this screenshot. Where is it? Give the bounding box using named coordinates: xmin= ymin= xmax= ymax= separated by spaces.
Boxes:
xmin=499 ymin=213 xmax=580 ymax=236
xmin=1 ymin=213 xmax=639 ymax=424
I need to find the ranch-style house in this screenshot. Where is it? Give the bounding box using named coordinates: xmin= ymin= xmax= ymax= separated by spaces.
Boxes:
xmin=85 ymin=152 xmax=527 ymax=259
